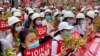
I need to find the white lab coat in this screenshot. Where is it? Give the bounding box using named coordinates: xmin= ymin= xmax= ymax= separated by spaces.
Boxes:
xmin=52 ymin=34 xmax=63 ymax=56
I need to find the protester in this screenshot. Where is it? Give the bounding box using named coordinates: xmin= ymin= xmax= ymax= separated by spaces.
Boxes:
xmin=6 ymin=16 xmax=22 ymax=49
xmin=63 ymin=11 xmax=75 ymax=25
xmin=17 ymin=30 xmax=39 ymax=56
xmin=74 ymin=13 xmax=86 ymax=37
xmin=52 ymin=22 xmax=74 ymax=56
xmin=42 ymin=9 xmax=54 ymax=37
xmin=0 ymin=1 xmax=100 ymax=56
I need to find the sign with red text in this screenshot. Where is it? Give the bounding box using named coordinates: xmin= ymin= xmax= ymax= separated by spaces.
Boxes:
xmin=36 ymin=25 xmax=47 ymax=38
xmin=24 ymin=40 xmax=52 ymax=56
xmin=0 ymin=20 xmax=11 ymax=31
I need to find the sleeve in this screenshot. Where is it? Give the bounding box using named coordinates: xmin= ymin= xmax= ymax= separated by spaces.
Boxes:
xmin=0 ymin=39 xmax=13 ymax=49
xmin=6 ymin=34 xmax=13 ymax=44
xmin=52 ymin=41 xmax=58 ymax=56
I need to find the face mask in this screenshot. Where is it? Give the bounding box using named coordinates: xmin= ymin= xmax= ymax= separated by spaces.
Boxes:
xmin=36 ymin=20 xmax=42 ymax=26
xmin=46 ymin=16 xmax=51 ymax=21
xmin=15 ymin=26 xmax=22 ymax=32
xmin=28 ymin=41 xmax=39 ymax=49
xmin=67 ymin=19 xmax=73 ymax=25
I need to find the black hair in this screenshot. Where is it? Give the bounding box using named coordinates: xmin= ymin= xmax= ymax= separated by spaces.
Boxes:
xmin=85 ymin=15 xmax=94 ymax=23
xmin=74 ymin=18 xmax=81 ymax=25
xmin=11 ymin=22 xmax=22 ymax=42
xmin=39 ymin=36 xmax=52 ymax=44
xmin=0 ymin=41 xmax=3 ymax=53
xmin=27 ymin=13 xmax=33 ymax=28
xmin=18 ymin=30 xmax=34 ymax=56
xmin=33 ymin=18 xmax=37 ymax=27
xmin=63 ymin=17 xmax=68 ymax=22
xmin=54 ymin=31 xmax=61 ymax=37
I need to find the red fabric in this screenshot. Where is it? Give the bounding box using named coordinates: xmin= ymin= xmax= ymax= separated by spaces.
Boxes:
xmin=57 ymin=40 xmax=64 ymax=54
xmin=0 ymin=20 xmax=11 ymax=31
xmin=70 ymin=33 xmax=100 ymax=56
xmin=36 ymin=25 xmax=47 ymax=38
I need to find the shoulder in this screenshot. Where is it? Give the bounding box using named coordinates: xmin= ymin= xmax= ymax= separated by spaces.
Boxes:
xmin=6 ymin=33 xmax=13 ymax=42
xmin=54 ymin=34 xmax=62 ymax=41
xmin=6 ymin=33 xmax=13 ymax=38
xmin=17 ymin=52 xmax=22 ymax=56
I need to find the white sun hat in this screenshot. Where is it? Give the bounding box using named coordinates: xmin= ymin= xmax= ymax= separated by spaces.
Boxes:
xmin=64 ymin=11 xmax=75 ymax=18
xmin=58 ymin=22 xmax=74 ymax=31
xmin=31 ymin=13 xmax=41 ymax=20
xmin=0 ymin=7 xmax=4 ymax=11
xmin=54 ymin=12 xmax=60 ymax=17
xmin=94 ymin=10 xmax=99 ymax=13
xmin=40 ymin=12 xmax=45 ymax=17
xmin=13 ymin=12 xmax=21 ymax=17
xmin=86 ymin=10 xmax=95 ymax=18
xmin=45 ymin=9 xmax=52 ymax=13
xmin=11 ymin=8 xmax=17 ymax=12
xmin=8 ymin=16 xmax=21 ymax=26
xmin=76 ymin=13 xmax=85 ymax=19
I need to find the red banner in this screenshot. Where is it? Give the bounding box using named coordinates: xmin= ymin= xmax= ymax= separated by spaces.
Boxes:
xmin=0 ymin=20 xmax=11 ymax=31
xmin=36 ymin=25 xmax=47 ymax=38
xmin=24 ymin=40 xmax=52 ymax=56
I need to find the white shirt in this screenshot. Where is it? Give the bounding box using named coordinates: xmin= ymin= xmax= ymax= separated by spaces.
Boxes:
xmin=52 ymin=34 xmax=63 ymax=56
xmin=6 ymin=33 xmax=13 ymax=49
xmin=17 ymin=52 xmax=22 ymax=56
xmin=0 ymin=38 xmax=13 ymax=49
xmin=42 ymin=19 xmax=54 ymax=36
xmin=74 ymin=25 xmax=84 ymax=35
xmin=0 ymin=31 xmax=6 ymax=39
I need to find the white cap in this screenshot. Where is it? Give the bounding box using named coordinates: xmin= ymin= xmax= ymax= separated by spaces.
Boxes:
xmin=94 ymin=10 xmax=99 ymax=13
xmin=8 ymin=16 xmax=21 ymax=26
xmin=28 ymin=10 xmax=34 ymax=14
xmin=45 ymin=9 xmax=52 ymax=13
xmin=58 ymin=22 xmax=74 ymax=31
xmin=76 ymin=13 xmax=85 ymax=19
xmin=64 ymin=11 xmax=75 ymax=18
xmin=54 ymin=12 xmax=60 ymax=17
xmin=81 ymin=6 xmax=86 ymax=12
xmin=43 ymin=6 xmax=49 ymax=10
xmin=72 ymin=7 xmax=75 ymax=9
xmin=61 ymin=10 xmax=67 ymax=15
xmin=0 ymin=7 xmax=4 ymax=11
xmin=13 ymin=12 xmax=21 ymax=17
xmin=40 ymin=12 xmax=45 ymax=17
xmin=31 ymin=13 xmax=41 ymax=20
xmin=26 ymin=7 xmax=33 ymax=11
xmin=86 ymin=10 xmax=95 ymax=18
xmin=11 ymin=8 xmax=17 ymax=12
